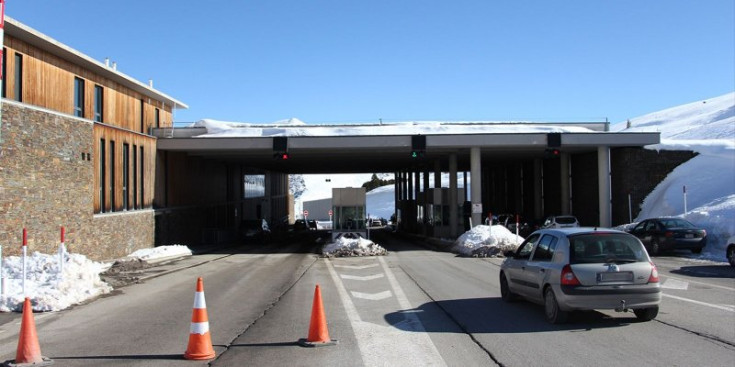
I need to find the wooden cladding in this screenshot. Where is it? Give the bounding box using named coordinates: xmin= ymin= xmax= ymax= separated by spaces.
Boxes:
xmin=94 ymin=124 xmax=156 ymax=213
xmin=3 ymin=34 xmax=173 ymax=133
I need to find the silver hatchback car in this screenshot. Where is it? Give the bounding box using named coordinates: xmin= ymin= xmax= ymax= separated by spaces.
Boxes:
xmin=500 ymin=228 xmax=661 ymax=323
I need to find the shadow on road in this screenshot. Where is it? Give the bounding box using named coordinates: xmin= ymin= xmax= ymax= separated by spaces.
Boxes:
xmin=670 ymin=265 xmax=735 ymax=279
xmin=385 ymin=297 xmax=638 ymax=334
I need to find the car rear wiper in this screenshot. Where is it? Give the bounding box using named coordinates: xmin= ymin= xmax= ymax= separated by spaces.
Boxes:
xmin=604 ymin=258 xmax=637 ymax=264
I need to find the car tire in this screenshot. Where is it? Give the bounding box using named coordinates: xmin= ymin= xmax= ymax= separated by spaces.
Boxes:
xmin=634 ymin=306 xmax=659 ymax=322
xmin=544 ymin=287 xmax=568 ymax=324
xmin=727 ymin=246 xmax=735 ymax=267
xmin=649 ymin=240 xmax=660 ymax=256
xmin=500 ymin=273 xmax=517 ymax=302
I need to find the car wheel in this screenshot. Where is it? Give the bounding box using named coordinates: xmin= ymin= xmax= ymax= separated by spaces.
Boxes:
xmin=727 ymin=246 xmax=735 ymax=267
xmin=544 ymin=287 xmax=568 ymax=324
xmin=691 ymin=247 xmax=702 ymax=254
xmin=500 ymin=273 xmax=517 ymax=302
xmin=649 ymin=240 xmax=660 ymax=256
xmin=634 ymin=306 xmax=659 ymax=322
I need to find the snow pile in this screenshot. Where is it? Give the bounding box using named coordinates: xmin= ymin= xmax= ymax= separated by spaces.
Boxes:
xmin=322 ymin=235 xmax=388 ymax=257
xmin=0 ymin=252 xmax=112 ymax=312
xmin=126 ymin=245 xmax=192 ymax=262
xmin=452 ymin=225 xmax=524 ymax=257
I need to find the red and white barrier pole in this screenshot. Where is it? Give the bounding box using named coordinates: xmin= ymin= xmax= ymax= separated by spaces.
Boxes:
xmin=58 ymin=226 xmax=66 ymax=282
xmin=22 ymin=228 xmax=27 ymax=296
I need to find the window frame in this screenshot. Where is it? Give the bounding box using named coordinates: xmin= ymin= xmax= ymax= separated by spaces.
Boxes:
xmin=74 ymin=77 xmax=85 ymax=117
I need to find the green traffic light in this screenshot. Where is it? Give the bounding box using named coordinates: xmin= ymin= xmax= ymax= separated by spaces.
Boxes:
xmin=412 ymin=151 xmax=418 ymax=158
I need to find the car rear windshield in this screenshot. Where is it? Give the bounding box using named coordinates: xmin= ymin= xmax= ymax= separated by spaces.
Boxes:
xmin=555 ymin=216 xmax=577 ymax=224
xmin=569 ymin=233 xmax=647 ymax=264
xmin=660 ymin=219 xmax=695 ymax=228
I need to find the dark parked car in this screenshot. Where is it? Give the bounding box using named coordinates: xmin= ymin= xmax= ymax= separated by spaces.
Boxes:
xmin=241 ymin=219 xmax=271 ymax=244
xmin=500 ymin=227 xmax=661 ymax=323
xmin=628 ymin=218 xmax=706 ymax=255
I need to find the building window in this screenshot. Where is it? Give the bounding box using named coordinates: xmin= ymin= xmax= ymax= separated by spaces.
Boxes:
xmin=74 ymin=77 xmax=85 ymax=117
xmin=94 ymin=85 xmax=104 ymax=122
xmin=133 ymin=145 xmax=138 ymax=210
xmin=155 ymin=108 xmax=160 ymax=129
xmin=244 ymin=174 xmax=266 ymax=199
xmin=2 ymin=47 xmax=6 ymax=98
xmin=14 ymin=53 xmax=23 ymax=102
xmin=123 ymin=143 xmax=129 ymax=210
xmin=140 ymin=146 xmax=145 ymax=208
xmin=99 ymin=139 xmax=106 ymax=213
xmin=109 ymin=140 xmax=116 ymax=211
xmin=139 ymin=99 xmax=145 ymax=133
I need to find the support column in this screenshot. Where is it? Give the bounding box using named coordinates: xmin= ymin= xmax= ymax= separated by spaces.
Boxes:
xmin=407 ymin=171 xmax=413 ymax=201
xmin=394 ymin=172 xmax=399 ymax=223
xmin=470 ymin=147 xmax=482 ymax=228
xmin=534 ymin=159 xmax=543 ymax=220
xmin=434 ymin=160 xmax=442 ymax=188
xmin=560 ymin=152 xmax=570 ymax=215
xmin=598 ymin=146 xmax=612 ymax=227
xmin=449 ymin=153 xmax=458 ymax=237
xmin=423 ymin=168 xmax=429 ymax=231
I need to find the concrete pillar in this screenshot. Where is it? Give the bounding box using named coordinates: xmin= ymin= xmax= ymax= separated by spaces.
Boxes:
xmin=401 ymin=171 xmax=408 ymax=201
xmin=407 ymin=171 xmax=414 ymax=201
xmin=534 ymin=159 xmax=543 ymax=220
xmin=560 ymin=152 xmax=570 ymax=214
xmin=434 ymin=160 xmax=442 ymax=188
xmin=449 ymin=153 xmax=458 ymax=237
xmin=463 ymin=172 xmax=468 ymax=201
xmin=423 ymin=169 xmax=429 ymax=229
xmin=598 ymin=146 xmax=612 ymax=227
xmin=470 ymin=147 xmax=482 ymax=227
xmin=394 ymin=171 xmax=399 ymax=222
xmin=414 ymin=167 xmax=421 ymax=202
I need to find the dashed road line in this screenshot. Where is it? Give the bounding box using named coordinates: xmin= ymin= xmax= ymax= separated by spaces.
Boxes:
xmin=662 ymin=293 xmax=735 ymax=312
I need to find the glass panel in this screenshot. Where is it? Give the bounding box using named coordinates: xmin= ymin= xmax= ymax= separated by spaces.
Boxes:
xmin=244 ymin=174 xmax=265 ymax=198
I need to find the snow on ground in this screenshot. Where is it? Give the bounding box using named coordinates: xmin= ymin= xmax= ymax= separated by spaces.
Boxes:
xmin=322 ymin=235 xmax=388 ymax=257
xmin=0 ymin=245 xmax=192 ymax=312
xmin=452 ymin=225 xmax=524 ymax=257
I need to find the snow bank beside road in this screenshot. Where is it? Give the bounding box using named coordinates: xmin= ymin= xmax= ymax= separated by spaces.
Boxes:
xmin=453 ymin=225 xmax=523 ymax=257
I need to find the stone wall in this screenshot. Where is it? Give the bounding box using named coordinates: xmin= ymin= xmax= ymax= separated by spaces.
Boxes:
xmin=0 ymin=102 xmax=154 ymax=260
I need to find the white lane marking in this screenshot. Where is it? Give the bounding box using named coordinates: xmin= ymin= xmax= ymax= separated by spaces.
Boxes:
xmin=326 ymin=259 xmax=447 ymax=366
xmin=662 ymin=293 xmax=735 ymax=312
xmin=334 ymin=264 xmax=379 ymax=270
xmin=661 ymin=278 xmax=689 ymax=290
xmin=341 ymin=273 xmax=385 ymax=281
xmin=660 ymin=274 xmax=735 ymax=292
xmin=351 ymin=290 xmax=392 ymax=301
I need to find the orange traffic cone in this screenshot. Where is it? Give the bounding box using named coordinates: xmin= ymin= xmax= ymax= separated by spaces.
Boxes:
xmin=10 ymin=298 xmax=54 ymax=366
xmin=184 ymin=278 xmax=216 ymax=360
xmin=298 ymin=285 xmax=338 ymax=347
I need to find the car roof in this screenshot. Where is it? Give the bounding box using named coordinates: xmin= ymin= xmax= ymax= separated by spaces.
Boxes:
xmin=535 ymin=227 xmax=627 ymax=236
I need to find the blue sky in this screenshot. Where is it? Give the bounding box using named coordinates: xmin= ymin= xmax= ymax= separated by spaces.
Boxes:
xmin=6 ymin=0 xmax=734 ymax=124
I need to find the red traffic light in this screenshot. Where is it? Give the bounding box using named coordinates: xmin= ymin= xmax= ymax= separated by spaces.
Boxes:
xmin=281 ymin=153 xmax=290 ymax=160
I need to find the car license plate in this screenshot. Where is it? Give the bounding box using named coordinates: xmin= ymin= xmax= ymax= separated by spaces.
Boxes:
xmin=597 ymin=271 xmax=633 ymax=282
xmin=685 ymin=233 xmax=694 ymax=239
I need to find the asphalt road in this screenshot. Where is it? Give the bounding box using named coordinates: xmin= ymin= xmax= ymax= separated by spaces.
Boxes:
xmin=0 ymin=230 xmax=733 ymax=366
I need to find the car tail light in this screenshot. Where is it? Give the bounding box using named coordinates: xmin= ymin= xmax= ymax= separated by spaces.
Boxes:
xmin=561 ymin=264 xmax=581 ymax=285
xmin=665 ymin=231 xmax=674 ymax=238
xmin=648 ymin=262 xmax=659 ymax=283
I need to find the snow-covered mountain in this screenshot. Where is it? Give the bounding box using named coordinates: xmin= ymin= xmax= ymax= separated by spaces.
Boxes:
xmin=612 ymin=92 xmax=734 ymax=260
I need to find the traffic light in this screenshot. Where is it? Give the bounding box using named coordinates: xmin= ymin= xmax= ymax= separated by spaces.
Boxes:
xmin=273 ymin=137 xmax=289 ymax=160
xmin=544 ymin=148 xmax=561 ymax=159
xmin=411 ymin=135 xmax=426 ymax=158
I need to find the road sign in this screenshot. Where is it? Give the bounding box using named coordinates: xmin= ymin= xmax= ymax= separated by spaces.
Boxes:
xmin=328 ymin=209 xmax=333 ymax=216
xmin=303 ymin=210 xmax=309 ymax=217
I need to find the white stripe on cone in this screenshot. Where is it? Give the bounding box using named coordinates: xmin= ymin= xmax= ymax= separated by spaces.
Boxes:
xmin=190 ymin=321 xmax=210 ymax=335
xmin=192 ymin=292 xmax=206 ymax=309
